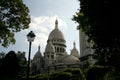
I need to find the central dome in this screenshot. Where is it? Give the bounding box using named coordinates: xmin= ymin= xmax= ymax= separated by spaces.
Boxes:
xmin=48 ymin=28 xmax=65 ymax=40
xmin=48 ymin=19 xmax=65 ymax=41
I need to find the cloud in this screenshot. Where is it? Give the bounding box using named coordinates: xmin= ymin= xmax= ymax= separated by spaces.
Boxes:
xmin=33 ymin=33 xmax=48 ymax=47
xmin=30 ymin=15 xmax=67 ymax=30
xmin=28 ymin=15 xmax=68 ymax=51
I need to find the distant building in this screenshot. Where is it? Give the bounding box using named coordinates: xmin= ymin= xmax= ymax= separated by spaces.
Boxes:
xmin=79 ymin=30 xmax=95 ymax=66
xmin=31 ymin=19 xmax=81 ymax=74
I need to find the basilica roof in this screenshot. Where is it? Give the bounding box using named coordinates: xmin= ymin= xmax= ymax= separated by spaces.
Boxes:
xmin=48 ymin=19 xmax=65 ymax=41
xmin=60 ymin=55 xmax=80 ymax=64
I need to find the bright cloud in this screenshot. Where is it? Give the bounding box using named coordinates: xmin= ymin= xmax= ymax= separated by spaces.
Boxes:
xmin=29 ymin=15 xmax=68 ymax=51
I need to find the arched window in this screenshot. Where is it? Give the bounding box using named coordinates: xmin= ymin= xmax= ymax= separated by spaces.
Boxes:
xmin=60 ymin=47 xmax=62 ymax=52
xmin=57 ymin=47 xmax=59 ymax=52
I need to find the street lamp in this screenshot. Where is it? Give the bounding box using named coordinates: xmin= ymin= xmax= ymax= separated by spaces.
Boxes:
xmin=27 ymin=31 xmax=36 ymax=80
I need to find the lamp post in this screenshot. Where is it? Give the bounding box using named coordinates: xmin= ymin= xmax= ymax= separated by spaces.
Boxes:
xmin=27 ymin=31 xmax=36 ymax=80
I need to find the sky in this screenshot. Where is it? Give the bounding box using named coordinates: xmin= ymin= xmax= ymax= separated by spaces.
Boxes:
xmin=0 ymin=0 xmax=80 ymax=59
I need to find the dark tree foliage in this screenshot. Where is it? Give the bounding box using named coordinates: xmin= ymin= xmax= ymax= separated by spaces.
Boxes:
xmin=64 ymin=68 xmax=86 ymax=80
xmin=86 ymin=66 xmax=108 ymax=80
xmin=50 ymin=71 xmax=72 ymax=80
xmin=73 ymin=0 xmax=120 ymax=67
xmin=0 ymin=51 xmax=19 ymax=76
xmin=0 ymin=0 xmax=30 ymax=47
xmin=17 ymin=53 xmax=27 ymax=76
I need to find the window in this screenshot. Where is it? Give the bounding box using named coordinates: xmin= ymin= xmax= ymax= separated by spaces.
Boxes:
xmin=60 ymin=47 xmax=62 ymax=52
xmin=51 ymin=55 xmax=54 ymax=59
xmin=57 ymin=47 xmax=59 ymax=52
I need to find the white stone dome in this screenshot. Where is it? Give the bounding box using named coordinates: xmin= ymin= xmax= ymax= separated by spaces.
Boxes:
xmin=45 ymin=37 xmax=55 ymax=52
xmin=33 ymin=45 xmax=43 ymax=60
xmin=48 ymin=19 xmax=65 ymax=41
xmin=71 ymin=49 xmax=79 ymax=58
xmin=60 ymin=55 xmax=80 ymax=63
xmin=48 ymin=28 xmax=65 ymax=40
xmin=71 ymin=42 xmax=80 ymax=58
xmin=48 ymin=19 xmax=66 ymax=46
xmin=35 ymin=46 xmax=42 ymax=58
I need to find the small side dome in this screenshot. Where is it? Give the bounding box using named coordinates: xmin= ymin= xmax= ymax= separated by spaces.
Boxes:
xmin=33 ymin=45 xmax=43 ymax=60
xmin=60 ymin=55 xmax=80 ymax=64
xmin=45 ymin=37 xmax=55 ymax=52
xmin=31 ymin=45 xmax=43 ymax=74
xmin=71 ymin=42 xmax=80 ymax=58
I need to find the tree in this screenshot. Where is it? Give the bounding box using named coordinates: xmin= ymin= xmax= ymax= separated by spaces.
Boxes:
xmin=0 ymin=52 xmax=5 ymax=67
xmin=0 ymin=51 xmax=19 ymax=80
xmin=64 ymin=68 xmax=86 ymax=80
xmin=0 ymin=0 xmax=30 ymax=47
xmin=16 ymin=51 xmax=27 ymax=76
xmin=73 ymin=0 xmax=120 ymax=79
xmin=86 ymin=65 xmax=110 ymax=80
xmin=50 ymin=71 xmax=72 ymax=80
xmin=73 ymin=0 xmax=120 ymax=66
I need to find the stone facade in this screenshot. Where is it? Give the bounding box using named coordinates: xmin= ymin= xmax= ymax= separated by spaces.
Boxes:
xmin=79 ymin=31 xmax=95 ymax=65
xmin=31 ymin=19 xmax=81 ymax=74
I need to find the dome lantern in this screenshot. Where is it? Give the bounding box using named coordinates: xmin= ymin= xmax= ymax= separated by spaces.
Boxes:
xmin=73 ymin=41 xmax=76 ymax=48
xmin=38 ymin=45 xmax=40 ymax=51
xmin=55 ymin=18 xmax=58 ymax=29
